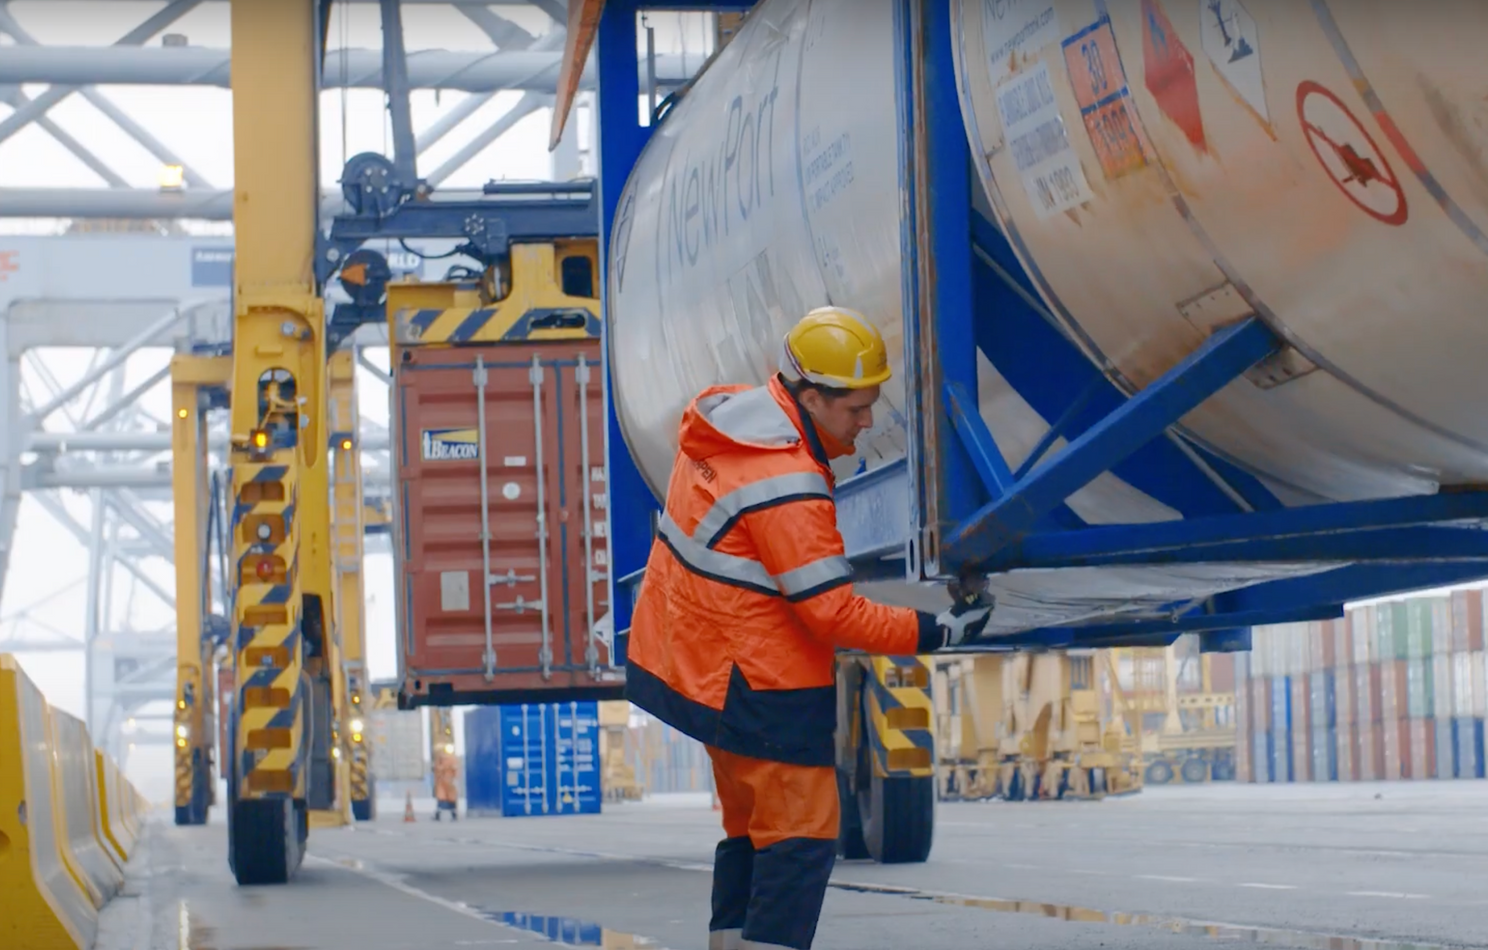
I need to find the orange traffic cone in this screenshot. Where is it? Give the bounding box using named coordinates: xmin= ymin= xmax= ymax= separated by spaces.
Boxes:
xmin=403 ymin=791 xmax=416 ymax=823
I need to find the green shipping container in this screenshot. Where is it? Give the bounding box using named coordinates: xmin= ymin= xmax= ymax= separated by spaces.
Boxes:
xmin=1407 ymin=600 xmax=1433 ymax=659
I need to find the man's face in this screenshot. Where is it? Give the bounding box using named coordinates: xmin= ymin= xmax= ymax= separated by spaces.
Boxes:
xmin=801 ymin=384 xmax=881 ymax=449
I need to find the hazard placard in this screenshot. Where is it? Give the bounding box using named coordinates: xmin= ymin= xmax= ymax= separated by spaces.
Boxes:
xmin=1296 ymin=80 xmax=1407 ymax=226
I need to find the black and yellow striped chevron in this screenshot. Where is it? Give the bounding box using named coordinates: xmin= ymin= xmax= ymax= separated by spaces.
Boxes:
xmin=233 ymin=462 xmax=306 ymax=800
xmin=862 ymin=656 xmax=936 ymax=779
xmin=394 ymin=305 xmax=599 ymax=345
xmin=350 ymin=744 xmax=369 ymax=804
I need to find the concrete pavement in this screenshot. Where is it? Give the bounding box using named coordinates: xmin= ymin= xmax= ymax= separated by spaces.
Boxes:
xmin=97 ymin=782 xmax=1488 ymax=949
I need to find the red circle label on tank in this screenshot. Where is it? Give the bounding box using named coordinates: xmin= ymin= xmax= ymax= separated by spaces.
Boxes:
xmin=1296 ymin=80 xmax=1408 ymax=226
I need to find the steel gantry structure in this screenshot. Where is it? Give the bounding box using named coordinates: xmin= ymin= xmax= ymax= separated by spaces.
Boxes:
xmin=0 ymin=0 xmax=601 ymax=810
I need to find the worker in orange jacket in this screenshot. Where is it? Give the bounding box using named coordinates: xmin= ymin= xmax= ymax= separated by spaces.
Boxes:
xmin=433 ymin=750 xmax=459 ymax=821
xmin=624 ymin=307 xmax=994 ymax=950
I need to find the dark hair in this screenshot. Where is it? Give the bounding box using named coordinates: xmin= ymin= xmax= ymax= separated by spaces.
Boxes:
xmin=783 ymin=375 xmax=853 ymax=402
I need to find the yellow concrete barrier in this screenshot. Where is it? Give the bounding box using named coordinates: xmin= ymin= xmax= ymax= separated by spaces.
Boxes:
xmin=94 ymin=750 xmax=131 ymax=864
xmin=47 ymin=707 xmax=123 ymax=906
xmin=0 ymin=655 xmax=99 ymax=949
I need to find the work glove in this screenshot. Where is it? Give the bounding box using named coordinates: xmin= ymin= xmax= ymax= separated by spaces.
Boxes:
xmin=935 ymin=594 xmax=994 ymax=649
xmin=915 ymin=578 xmax=995 ymax=651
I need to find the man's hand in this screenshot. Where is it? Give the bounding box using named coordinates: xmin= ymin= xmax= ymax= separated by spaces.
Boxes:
xmin=935 ymin=594 xmax=994 ymax=649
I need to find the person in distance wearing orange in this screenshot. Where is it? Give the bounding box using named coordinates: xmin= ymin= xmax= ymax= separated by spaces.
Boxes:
xmin=624 ymin=307 xmax=995 ymax=950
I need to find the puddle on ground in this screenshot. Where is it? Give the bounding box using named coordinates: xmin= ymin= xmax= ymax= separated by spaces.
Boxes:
xmin=830 ymin=881 xmax=1462 ymax=950
xmin=481 ymin=911 xmax=660 ymax=949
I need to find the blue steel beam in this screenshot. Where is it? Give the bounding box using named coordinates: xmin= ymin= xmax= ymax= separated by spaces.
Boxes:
xmin=970 ymin=212 xmax=1284 ymax=516
xmin=596 ymin=0 xmax=661 ymax=657
xmin=1003 ymin=525 xmax=1488 ymax=567
xmin=1215 ymin=561 xmax=1488 ymax=617
xmin=917 ymin=0 xmax=981 ymax=535
xmin=943 ymin=380 xmax=1012 ymax=497
xmin=981 ymin=491 xmax=1488 ymax=570
xmin=944 ymin=316 xmax=1281 ymax=569
xmin=1011 ymin=374 xmax=1105 ymax=482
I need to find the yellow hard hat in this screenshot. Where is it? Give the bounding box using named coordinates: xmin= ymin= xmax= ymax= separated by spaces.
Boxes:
xmin=779 ymin=306 xmax=891 ymax=390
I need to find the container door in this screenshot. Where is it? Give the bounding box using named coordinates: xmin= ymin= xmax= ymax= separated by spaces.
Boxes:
xmin=500 ymin=704 xmax=553 ymax=817
xmin=397 ymin=341 xmax=605 ymax=689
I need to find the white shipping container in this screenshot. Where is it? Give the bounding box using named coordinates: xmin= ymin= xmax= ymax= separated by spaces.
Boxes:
xmin=1289 ymin=625 xmax=1310 ymax=676
xmin=1433 ymin=600 xmax=1453 ymax=655
xmin=1474 ymin=653 xmax=1487 ymax=719
xmin=1336 ymin=662 xmax=1354 ymax=726
xmin=1352 ymin=609 xmax=1374 ymax=666
xmin=369 ymin=707 xmax=426 ymax=782
xmin=1435 ymin=653 xmax=1453 ymax=719
xmin=1309 ymin=621 xmax=1326 ymax=674
xmin=1453 ymin=654 xmax=1475 ymax=719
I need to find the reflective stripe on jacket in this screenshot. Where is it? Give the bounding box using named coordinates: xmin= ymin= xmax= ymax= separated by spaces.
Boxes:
xmin=624 ymin=375 xmax=935 ymax=767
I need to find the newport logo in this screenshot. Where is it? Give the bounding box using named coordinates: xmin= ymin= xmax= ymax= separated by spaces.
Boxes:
xmin=0 ymin=250 xmax=17 ymax=282
xmin=421 ymin=427 xmax=480 ymax=461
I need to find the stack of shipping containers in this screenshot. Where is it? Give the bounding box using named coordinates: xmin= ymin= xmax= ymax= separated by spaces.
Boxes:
xmin=1237 ymin=589 xmax=1487 ymax=783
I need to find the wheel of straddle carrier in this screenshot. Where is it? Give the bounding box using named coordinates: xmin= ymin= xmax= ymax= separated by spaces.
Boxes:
xmin=229 ymin=798 xmax=299 ymax=885
xmin=1211 ymin=753 xmax=1236 ymax=782
xmin=1180 ymin=756 xmax=1210 ymax=784
xmin=1145 ymin=758 xmax=1175 ymax=785
xmin=225 ymin=706 xmax=301 ymax=886
xmin=175 ymin=749 xmax=212 ymax=825
xmin=352 ymin=796 xmax=376 ymax=822
xmin=853 ymin=693 xmax=934 ymax=864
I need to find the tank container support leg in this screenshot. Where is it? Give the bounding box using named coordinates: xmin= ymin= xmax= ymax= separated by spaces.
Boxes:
xmin=594 ymin=0 xmax=668 ymax=661
xmin=943 ymin=316 xmax=1281 ymax=570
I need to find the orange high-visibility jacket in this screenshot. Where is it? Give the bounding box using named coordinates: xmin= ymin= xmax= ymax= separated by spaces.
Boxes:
xmin=624 ymin=375 xmax=939 ymax=766
xmin=433 ymin=754 xmax=458 ymax=803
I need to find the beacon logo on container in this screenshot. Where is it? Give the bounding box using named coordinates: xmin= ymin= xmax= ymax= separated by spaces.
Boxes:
xmin=421 ymin=427 xmax=480 ymax=461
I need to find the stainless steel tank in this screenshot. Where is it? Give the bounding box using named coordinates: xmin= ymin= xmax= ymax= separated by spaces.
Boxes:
xmin=605 ymin=0 xmax=1488 ymax=629
xmin=956 ymin=0 xmax=1488 ymax=503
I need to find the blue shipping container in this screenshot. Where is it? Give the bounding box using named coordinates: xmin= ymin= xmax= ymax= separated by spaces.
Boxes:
xmin=464 ymin=702 xmax=601 ymax=818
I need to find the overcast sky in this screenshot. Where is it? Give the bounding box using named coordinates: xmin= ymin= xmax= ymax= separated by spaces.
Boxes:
xmin=0 ymin=0 xmax=712 ymax=801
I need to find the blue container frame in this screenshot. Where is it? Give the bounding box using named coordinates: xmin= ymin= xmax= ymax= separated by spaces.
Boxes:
xmin=593 ymin=0 xmax=1488 ymax=658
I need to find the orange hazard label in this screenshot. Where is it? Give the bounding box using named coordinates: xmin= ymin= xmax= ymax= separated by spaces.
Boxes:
xmin=1063 ymin=17 xmax=1147 ymax=180
xmin=0 ymin=251 xmax=17 ymax=282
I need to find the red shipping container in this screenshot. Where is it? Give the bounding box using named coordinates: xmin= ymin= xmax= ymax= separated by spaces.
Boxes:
xmin=392 ymin=341 xmax=623 ymax=705
xmin=1345 ymin=720 xmax=1357 ymax=780
xmin=1415 ymin=719 xmax=1434 ymax=780
xmin=1399 ymin=715 xmax=1414 ymax=779
xmin=1291 ymin=675 xmax=1311 ymax=781
xmin=1209 ymin=653 xmax=1235 ymax=693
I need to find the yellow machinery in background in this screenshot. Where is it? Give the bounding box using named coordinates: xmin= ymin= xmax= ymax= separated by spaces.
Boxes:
xmin=836 ymin=655 xmax=939 ymax=863
xmin=1110 ymin=645 xmax=1238 ymax=785
xmin=330 ymin=350 xmax=374 ymax=821
xmin=429 ymin=707 xmax=453 ymax=762
xmin=193 ymin=0 xmax=339 ymax=884
xmin=170 ymin=353 xmax=231 ymax=827
xmin=598 ymin=700 xmax=642 ymax=803
xmin=936 ymin=653 xmax=1141 ymax=802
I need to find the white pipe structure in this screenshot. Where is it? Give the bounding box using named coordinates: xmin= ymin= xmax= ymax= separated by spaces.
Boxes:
xmin=0 ymin=46 xmax=694 ymax=92
xmin=25 ymin=430 xmax=391 ymax=453
xmin=0 ymin=187 xmax=490 ymax=220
